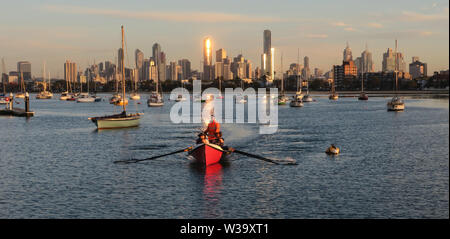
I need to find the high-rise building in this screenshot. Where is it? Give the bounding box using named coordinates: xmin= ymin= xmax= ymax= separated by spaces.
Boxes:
xmin=135 ymin=49 xmax=144 ymax=81
xmin=231 ymin=54 xmax=246 ymax=79
xmin=343 ymin=42 xmax=353 ymax=62
xmin=203 ymin=37 xmax=213 ymax=82
xmin=245 ymin=60 xmax=252 ymax=79
xmin=178 ymin=59 xmax=191 ymax=80
xmin=262 ymin=30 xmax=273 ymax=80
xmin=302 ymin=56 xmax=310 ymax=81
xmin=64 ymin=60 xmax=77 ymax=88
xmin=333 ymin=60 xmax=357 ymax=90
xmin=382 ymin=48 xmax=395 ymax=72
xmin=17 ymin=61 xmax=31 ymax=81
xmin=169 ymin=61 xmax=178 ymax=81
xmin=382 ymin=48 xmax=406 ymax=72
xmin=409 ymin=57 xmax=427 ymax=79
xmin=216 ymin=48 xmax=226 ymax=63
xmin=152 ymin=43 xmax=166 ymax=82
xmin=355 ymin=45 xmax=374 ymax=74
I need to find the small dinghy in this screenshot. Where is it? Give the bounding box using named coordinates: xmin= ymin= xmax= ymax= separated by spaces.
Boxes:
xmin=188 ymin=143 xmax=230 ymax=166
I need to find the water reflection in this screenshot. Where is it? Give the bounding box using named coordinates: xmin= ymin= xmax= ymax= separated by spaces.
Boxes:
xmin=190 ymin=163 xmax=224 ymax=218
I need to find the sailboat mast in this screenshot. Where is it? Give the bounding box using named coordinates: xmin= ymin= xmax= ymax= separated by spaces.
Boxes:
xmin=1 ymin=58 xmax=6 ymax=94
xmin=48 ymin=71 xmax=51 ymax=92
xmin=281 ymin=52 xmax=283 ymax=94
xmin=394 ymin=39 xmax=398 ymax=94
xmin=121 ymin=25 xmax=126 ymax=112
xmin=297 ymin=48 xmax=300 ymax=92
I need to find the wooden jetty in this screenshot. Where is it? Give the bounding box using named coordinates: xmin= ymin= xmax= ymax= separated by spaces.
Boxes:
xmin=0 ymin=93 xmax=34 ymax=117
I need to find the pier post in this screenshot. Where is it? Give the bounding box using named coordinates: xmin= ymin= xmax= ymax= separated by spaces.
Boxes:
xmin=25 ymin=93 xmax=30 ymax=112
xmin=9 ymin=93 xmax=13 ymax=110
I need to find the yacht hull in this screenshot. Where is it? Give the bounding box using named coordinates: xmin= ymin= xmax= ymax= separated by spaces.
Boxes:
xmin=89 ymin=113 xmax=142 ymax=129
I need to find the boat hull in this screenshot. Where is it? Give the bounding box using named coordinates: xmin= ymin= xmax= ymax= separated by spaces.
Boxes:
xmin=387 ymin=103 xmax=405 ymax=111
xmin=329 ymin=94 xmax=338 ymax=100
xmin=189 ymin=144 xmax=226 ymax=166
xmin=303 ymin=95 xmax=313 ymax=102
xmin=130 ymin=94 xmax=141 ymax=100
xmin=290 ymin=101 xmax=304 ymax=107
xmin=77 ymin=98 xmax=96 ymax=103
xmin=89 ymin=113 xmax=142 ymax=129
xmin=148 ymin=101 xmax=164 ymax=107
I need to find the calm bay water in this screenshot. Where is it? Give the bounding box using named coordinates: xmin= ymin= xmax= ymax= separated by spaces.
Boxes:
xmin=0 ymin=93 xmax=448 ymax=218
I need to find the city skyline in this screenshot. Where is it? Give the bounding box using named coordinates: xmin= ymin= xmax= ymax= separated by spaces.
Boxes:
xmin=0 ymin=0 xmax=448 ymax=77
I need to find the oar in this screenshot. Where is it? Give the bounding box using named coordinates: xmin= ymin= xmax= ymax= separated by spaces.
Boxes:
xmin=231 ymin=149 xmax=297 ymax=165
xmin=114 ymin=146 xmax=193 ymax=164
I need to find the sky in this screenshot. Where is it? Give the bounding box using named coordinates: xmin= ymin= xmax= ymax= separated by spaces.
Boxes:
xmin=0 ymin=0 xmax=448 ymax=77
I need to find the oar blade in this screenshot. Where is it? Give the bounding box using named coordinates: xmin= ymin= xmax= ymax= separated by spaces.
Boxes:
xmin=113 ymin=146 xmax=193 ymax=164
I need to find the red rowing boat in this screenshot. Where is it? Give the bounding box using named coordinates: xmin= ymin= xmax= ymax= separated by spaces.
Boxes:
xmin=189 ymin=143 xmax=229 ymax=166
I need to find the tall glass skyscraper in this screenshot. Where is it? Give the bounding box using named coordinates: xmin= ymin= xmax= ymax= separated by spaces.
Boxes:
xmin=203 ymin=37 xmax=213 ymax=81
xmin=262 ymin=30 xmax=273 ymax=80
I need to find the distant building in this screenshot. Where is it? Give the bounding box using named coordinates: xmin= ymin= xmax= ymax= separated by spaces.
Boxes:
xmin=178 ymin=59 xmax=191 ymax=80
xmin=355 ymin=45 xmax=374 ymax=74
xmin=333 ymin=60 xmax=357 ymax=90
xmin=262 ymin=30 xmax=273 ymax=80
xmin=382 ymin=48 xmax=406 ymax=72
xmin=203 ymin=37 xmax=213 ymax=82
xmin=409 ymin=57 xmax=427 ymax=79
xmin=314 ymin=68 xmax=323 ymax=78
xmin=343 ymin=42 xmax=353 ymax=62
xmin=168 ymin=62 xmax=178 ymax=81
xmin=135 ymin=49 xmax=144 ymax=81
xmin=231 ymin=54 xmax=246 ymax=79
xmin=17 ymin=61 xmax=31 ymax=82
xmin=214 ymin=49 xmax=234 ymax=80
xmin=302 ymin=56 xmax=310 ymax=81
xmin=152 ymin=43 xmax=166 ymax=82
xmin=216 ymin=48 xmax=226 ymax=63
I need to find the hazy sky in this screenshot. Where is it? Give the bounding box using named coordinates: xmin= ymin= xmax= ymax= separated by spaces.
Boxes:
xmin=1 ymin=0 xmax=448 ymax=77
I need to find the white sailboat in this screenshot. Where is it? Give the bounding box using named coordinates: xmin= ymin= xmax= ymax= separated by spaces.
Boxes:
xmin=290 ymin=69 xmax=304 ymax=107
xmin=387 ymin=40 xmax=405 ymax=111
xmin=147 ymin=68 xmax=164 ymax=107
xmin=36 ymin=62 xmax=53 ymax=99
xmin=303 ymin=74 xmax=313 ymax=102
xmin=1 ymin=58 xmax=12 ymax=104
xmin=290 ymin=49 xmax=304 ymax=107
xmin=89 ymin=25 xmax=143 ymax=129
xmin=77 ymin=69 xmax=96 ymax=103
xmin=329 ymin=77 xmax=338 ymax=100
xmin=277 ymin=53 xmax=288 ymax=105
xmin=15 ymin=72 xmax=26 ymax=99
xmin=130 ymin=69 xmax=140 ymax=100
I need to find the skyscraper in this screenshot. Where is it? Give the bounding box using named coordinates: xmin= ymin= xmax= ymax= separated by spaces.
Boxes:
xmin=216 ymin=48 xmax=226 ymax=63
xmin=302 ymin=56 xmax=310 ymax=81
xmin=343 ymin=42 xmax=353 ymax=62
xmin=355 ymin=45 xmax=374 ymax=74
xmin=262 ymin=30 xmax=273 ymax=79
xmin=178 ymin=59 xmax=191 ymax=80
xmin=382 ymin=48 xmax=406 ymax=72
xmin=409 ymin=57 xmax=427 ymax=79
xmin=135 ymin=49 xmax=144 ymax=81
xmin=17 ymin=61 xmax=31 ymax=81
xmin=203 ymin=37 xmax=213 ymax=82
xmin=169 ymin=61 xmax=178 ymax=81
xmin=152 ymin=43 xmax=166 ymax=82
